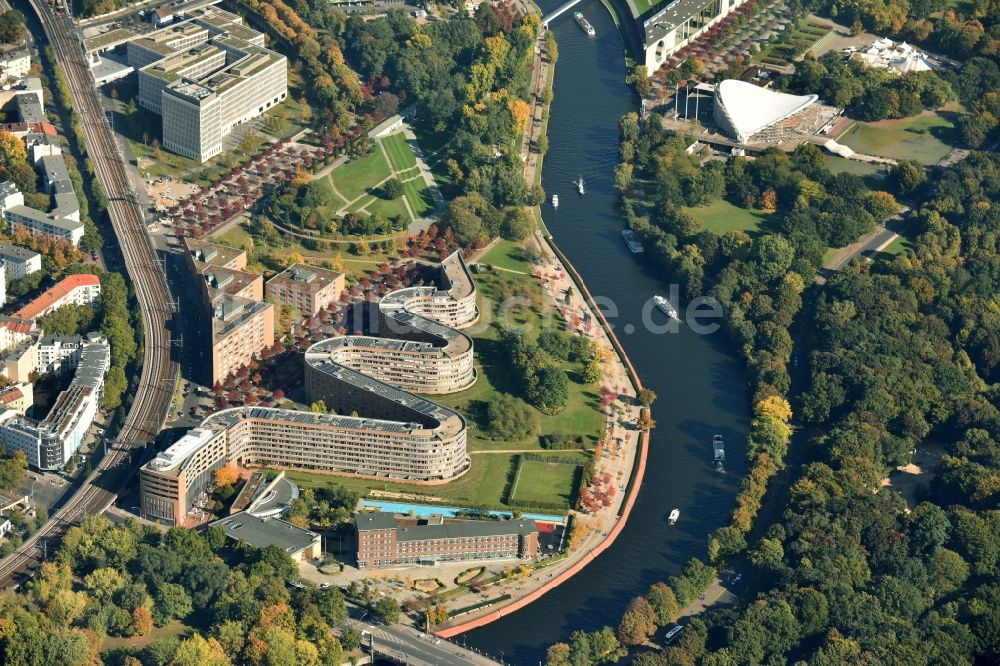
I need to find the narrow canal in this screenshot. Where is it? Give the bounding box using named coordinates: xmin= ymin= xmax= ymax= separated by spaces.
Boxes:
xmin=463 ymin=2 xmax=751 ymax=662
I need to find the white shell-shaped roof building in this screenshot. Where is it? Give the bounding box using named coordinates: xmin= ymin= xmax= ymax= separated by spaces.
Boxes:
xmin=713 ymin=80 xmax=818 ymax=143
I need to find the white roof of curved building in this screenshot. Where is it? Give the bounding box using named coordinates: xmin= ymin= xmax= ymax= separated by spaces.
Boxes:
xmin=714 ymin=80 xmax=818 ymax=143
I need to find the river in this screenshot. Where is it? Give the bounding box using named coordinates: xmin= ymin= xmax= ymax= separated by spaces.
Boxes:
xmin=462 ymin=2 xmax=751 ymax=662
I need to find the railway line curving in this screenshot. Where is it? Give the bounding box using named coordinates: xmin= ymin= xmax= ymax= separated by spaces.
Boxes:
xmin=0 ymin=0 xmax=178 ymax=584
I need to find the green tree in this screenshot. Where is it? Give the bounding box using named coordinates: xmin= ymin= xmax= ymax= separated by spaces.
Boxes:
xmin=486 ymin=392 xmax=538 ymax=440
xmin=373 ymin=596 xmax=401 ymax=624
xmin=646 ymin=582 xmax=680 ymax=626
xmin=381 ymin=178 xmax=404 ymax=200
xmin=526 ymin=366 xmax=570 ymax=414
xmin=153 ymin=583 xmax=193 ymax=626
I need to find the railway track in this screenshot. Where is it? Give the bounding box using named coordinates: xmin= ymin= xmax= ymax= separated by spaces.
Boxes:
xmin=0 ymin=0 xmax=178 ymax=584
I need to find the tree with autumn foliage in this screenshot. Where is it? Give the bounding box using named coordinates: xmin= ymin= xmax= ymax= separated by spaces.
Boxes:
xmin=617 ymin=596 xmax=657 ymax=646
xmin=214 ymin=465 xmax=239 ymax=489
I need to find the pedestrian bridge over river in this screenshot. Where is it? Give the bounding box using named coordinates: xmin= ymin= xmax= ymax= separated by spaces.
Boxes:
xmin=541 ymin=0 xmax=587 ymax=27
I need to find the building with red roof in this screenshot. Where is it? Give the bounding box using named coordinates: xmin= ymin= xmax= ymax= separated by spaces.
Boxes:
xmin=13 ymin=274 xmax=101 ymax=321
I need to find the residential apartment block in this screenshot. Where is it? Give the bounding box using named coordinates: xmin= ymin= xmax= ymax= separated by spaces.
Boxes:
xmin=0 ymin=46 xmax=30 ymax=82
xmin=140 ymin=253 xmax=479 ymax=526
xmin=13 ymin=274 xmax=101 ymax=321
xmin=0 ymin=335 xmax=110 ymax=468
xmin=182 ymin=238 xmax=271 ymax=384
xmin=0 ymin=95 xmax=83 ymax=245
xmin=36 ymin=334 xmax=90 ymax=374
xmin=265 ymin=264 xmax=345 ymax=318
xmin=0 ymin=241 xmax=42 ymax=281
xmin=355 ymin=511 xmax=539 ymax=569
xmin=140 ymin=426 xmax=228 ymax=525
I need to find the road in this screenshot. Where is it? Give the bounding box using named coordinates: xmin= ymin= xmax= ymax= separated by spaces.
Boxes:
xmin=0 ymin=0 xmax=178 ymax=585
xmin=348 ymin=606 xmax=503 ymax=666
xmin=819 ymin=208 xmax=909 ymax=279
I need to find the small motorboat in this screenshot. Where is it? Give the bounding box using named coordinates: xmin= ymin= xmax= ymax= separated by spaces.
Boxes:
xmin=552 ymin=194 xmax=559 ymax=208
xmin=668 ymin=508 xmax=680 ymax=525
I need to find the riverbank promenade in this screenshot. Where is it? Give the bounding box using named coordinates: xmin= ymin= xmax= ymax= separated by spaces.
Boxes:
xmin=435 ymin=229 xmax=648 ymax=635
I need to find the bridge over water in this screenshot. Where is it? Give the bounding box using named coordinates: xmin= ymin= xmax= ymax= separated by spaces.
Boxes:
xmin=541 ymin=0 xmax=586 ymax=27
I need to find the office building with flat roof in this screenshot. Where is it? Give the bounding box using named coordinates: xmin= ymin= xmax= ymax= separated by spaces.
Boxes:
xmin=123 ymin=8 xmax=287 ymax=162
xmin=355 ymin=511 xmax=539 ymax=569
xmin=266 ymin=264 xmax=345 ymax=318
xmin=211 ymin=512 xmax=321 ymax=560
xmin=643 ymin=0 xmax=749 ymax=74
xmin=140 ymin=427 xmax=228 ymax=525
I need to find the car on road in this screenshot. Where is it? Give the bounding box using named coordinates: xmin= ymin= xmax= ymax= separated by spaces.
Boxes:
xmin=664 ymin=625 xmax=684 ymax=644
xmin=732 ymin=573 xmax=742 ymax=584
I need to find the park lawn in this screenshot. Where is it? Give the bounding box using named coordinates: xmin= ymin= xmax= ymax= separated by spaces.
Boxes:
xmin=822 ymin=155 xmax=886 ymax=177
xmin=347 ymin=194 xmax=377 ymax=214
xmin=754 ymin=18 xmax=832 ymax=66
xmin=430 ymin=269 xmax=604 ymax=454
xmin=480 ymin=239 xmax=536 ymax=273
xmin=382 ymin=132 xmax=418 ymax=171
xmin=312 ymin=176 xmax=347 ymax=211
xmin=880 ymin=233 xmax=914 ymax=256
xmin=330 ymin=149 xmax=392 ymax=201
xmin=511 ymin=456 xmax=585 ymax=507
xmin=367 ymin=196 xmax=410 ymax=222
xmin=212 ymin=224 xmax=252 ymax=248
xmin=101 ymin=621 xmax=190 ymax=652
xmin=632 ymin=0 xmax=657 ymax=15
xmin=210 ymin=222 xmax=397 ymax=276
xmin=683 ymin=199 xmax=774 ymax=235
xmin=837 ymin=118 xmax=955 ymax=165
xmin=284 ymin=452 xmax=518 ymax=509
xmin=403 ymin=178 xmax=435 ymax=218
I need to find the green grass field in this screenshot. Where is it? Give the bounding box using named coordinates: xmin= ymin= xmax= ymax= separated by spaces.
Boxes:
xmin=754 ymin=18 xmax=831 ymax=67
xmin=367 ymin=195 xmax=410 ymax=221
xmin=683 ymin=199 xmax=774 ymax=235
xmin=511 ymin=457 xmax=584 ymax=508
xmin=403 ymin=178 xmax=435 ymax=217
xmin=287 ymin=452 xmax=518 ymax=509
xmin=383 ymin=132 xmax=418 ymax=172
xmin=880 ymin=233 xmax=914 ymax=256
xmin=330 ymin=149 xmax=393 ymax=201
xmin=480 ymin=239 xmax=537 ymax=273
xmin=838 ymin=114 xmax=957 ymax=165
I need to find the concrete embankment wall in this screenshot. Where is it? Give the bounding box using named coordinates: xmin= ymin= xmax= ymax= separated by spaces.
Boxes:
xmin=436 ymin=236 xmax=652 ymax=638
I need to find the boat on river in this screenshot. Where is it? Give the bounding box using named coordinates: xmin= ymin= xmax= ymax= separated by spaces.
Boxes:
xmin=668 ymin=509 xmax=680 ymax=525
xmin=713 ymin=434 xmax=725 ymax=462
xmin=574 ymin=11 xmax=595 ymax=36
xmin=622 ymin=229 xmax=644 ymax=253
xmin=552 ymin=194 xmax=559 ymax=208
xmin=713 ymin=435 xmax=725 ymax=472
xmin=654 ymin=295 xmax=680 ymax=322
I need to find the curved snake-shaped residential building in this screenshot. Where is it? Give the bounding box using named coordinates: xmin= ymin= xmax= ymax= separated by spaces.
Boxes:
xmin=139 ymin=252 xmax=479 ymax=526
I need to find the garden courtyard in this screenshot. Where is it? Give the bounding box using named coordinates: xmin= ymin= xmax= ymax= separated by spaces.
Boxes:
xmin=284 ymin=238 xmax=607 ymax=512
xmin=307 ymin=131 xmax=437 ymax=227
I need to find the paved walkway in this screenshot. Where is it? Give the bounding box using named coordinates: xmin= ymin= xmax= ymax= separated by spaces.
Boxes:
xmin=435 ymin=232 xmax=642 ymax=632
